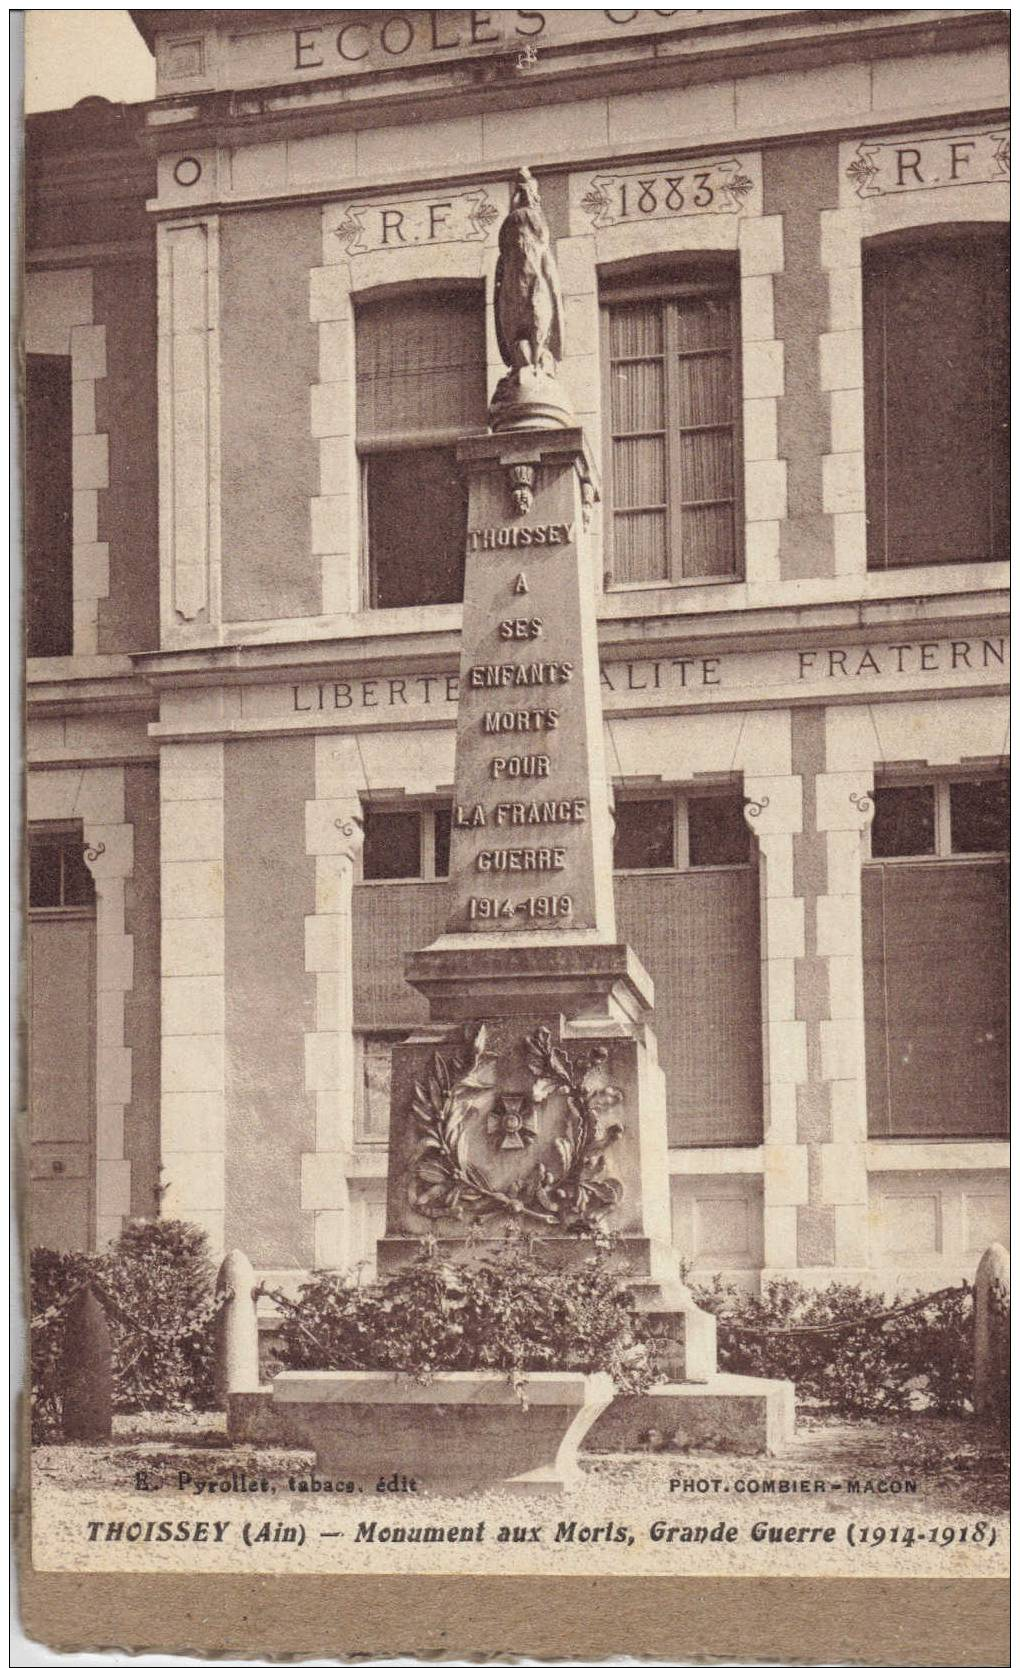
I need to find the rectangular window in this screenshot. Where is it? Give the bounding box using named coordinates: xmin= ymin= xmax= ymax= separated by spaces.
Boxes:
xmin=868 ymin=777 xmax=1008 ymax=860
xmin=28 ymin=828 xmax=96 ymax=911
xmin=601 ymin=266 xmax=742 ymax=586
xmin=863 ymin=227 xmax=1009 ymax=569
xmin=356 ymin=290 xmax=486 ymax=608
xmin=360 ymin=803 xmax=451 ymax=882
xmin=613 ymin=798 xmax=675 ymax=871
xmin=25 ymin=354 xmax=73 ymax=657
xmin=687 ymin=794 xmax=752 ymax=869
xmin=613 ymin=791 xmax=750 ymax=871
xmin=611 ymin=786 xmax=761 ymax=1144
xmin=864 ymin=774 xmax=1008 ymax=1139
xmin=869 ymin=784 xmax=936 ymax=859
xmin=949 ymin=778 xmax=1009 ymax=854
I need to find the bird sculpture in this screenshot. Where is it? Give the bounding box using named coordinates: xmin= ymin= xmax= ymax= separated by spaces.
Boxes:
xmin=493 ymin=167 xmax=564 ymax=376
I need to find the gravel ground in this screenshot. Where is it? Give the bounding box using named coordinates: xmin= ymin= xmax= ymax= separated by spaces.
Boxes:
xmin=32 ymin=1408 xmax=1008 ymax=1517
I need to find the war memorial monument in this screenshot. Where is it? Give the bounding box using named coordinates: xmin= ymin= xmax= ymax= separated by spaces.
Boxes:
xmin=268 ymin=168 xmax=792 ymax=1468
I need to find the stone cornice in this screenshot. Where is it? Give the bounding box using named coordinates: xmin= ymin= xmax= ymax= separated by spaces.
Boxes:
xmin=26 ymin=659 xmax=159 ymax=721
xmin=24 ymin=239 xmax=155 ymax=270
xmin=137 ymin=10 xmax=1007 ymax=158
xmin=125 ymin=588 xmax=1009 ymax=695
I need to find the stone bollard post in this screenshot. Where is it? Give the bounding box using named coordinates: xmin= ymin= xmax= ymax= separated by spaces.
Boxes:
xmin=973 ymin=1242 xmax=1010 ymax=1429
xmin=214 ymin=1249 xmax=260 ymax=1407
xmin=61 ymin=1284 xmax=113 ymax=1440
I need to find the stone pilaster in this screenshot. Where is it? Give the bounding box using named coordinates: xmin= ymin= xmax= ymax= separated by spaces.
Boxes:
xmin=159 ymin=740 xmax=226 ymax=1255
xmin=810 ymin=755 xmax=875 ymax=1272
xmin=83 ymin=791 xmax=135 ymax=1247
xmin=751 ymin=705 xmax=876 ymax=1281
xmin=742 ymin=761 xmax=806 ymax=1276
xmin=301 ymin=736 xmax=364 ymax=1269
xmin=70 ymin=314 xmax=110 ymax=655
xmin=157 ymin=217 xmax=222 ymax=640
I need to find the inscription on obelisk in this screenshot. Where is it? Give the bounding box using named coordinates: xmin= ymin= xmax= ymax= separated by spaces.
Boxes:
xmin=444 ymin=173 xmax=614 ymax=940
xmin=447 ymin=451 xmax=614 ymax=937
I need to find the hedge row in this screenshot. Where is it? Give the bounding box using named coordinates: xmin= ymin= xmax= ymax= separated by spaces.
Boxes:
xmin=691 ymin=1275 xmax=975 ymax=1416
xmin=29 ymin=1225 xmax=989 ymax=1440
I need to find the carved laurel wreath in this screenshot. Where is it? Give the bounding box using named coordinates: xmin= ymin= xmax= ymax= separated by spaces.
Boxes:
xmin=407 ymin=1023 xmax=624 ymax=1233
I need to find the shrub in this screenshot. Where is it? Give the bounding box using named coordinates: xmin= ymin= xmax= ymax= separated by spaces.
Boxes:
xmin=30 ymin=1219 xmax=221 ymax=1442
xmin=691 ymin=1275 xmax=974 ymax=1416
xmin=30 ymin=1246 xmax=99 ymax=1442
xmin=271 ymin=1238 xmax=660 ymax=1394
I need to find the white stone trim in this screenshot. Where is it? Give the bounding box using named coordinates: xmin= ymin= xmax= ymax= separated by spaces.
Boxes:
xmin=157 ymin=218 xmax=222 ymax=643
xmin=669 ymin=1146 xmax=764 ymax=1175
xmin=159 ymin=740 xmax=226 ymax=1255
xmin=27 ymin=765 xmax=132 ymax=1246
xmin=24 ymin=268 xmax=110 ymax=656
xmin=152 ymin=35 xmax=1007 ymax=209
xmin=301 ymin=736 xmax=365 ymax=1268
xmin=868 ymin=1167 xmax=1009 ymax=1287
xmin=671 ymin=1172 xmax=764 ymax=1273
xmin=826 ymin=694 xmax=1010 ymax=776
xmin=868 ymin=1141 xmax=1009 ymax=1173
xmin=820 ymin=159 xmax=1008 ymax=577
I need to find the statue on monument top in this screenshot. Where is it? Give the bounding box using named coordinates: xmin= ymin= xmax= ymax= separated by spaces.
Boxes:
xmin=490 ymin=167 xmax=574 ymax=433
xmin=494 ymin=167 xmax=563 ymax=373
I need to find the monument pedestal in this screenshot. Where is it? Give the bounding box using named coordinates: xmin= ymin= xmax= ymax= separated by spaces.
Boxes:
xmin=375 ymin=985 xmax=720 ymax=1393
xmin=376 ymin=997 xmax=678 ymax=1287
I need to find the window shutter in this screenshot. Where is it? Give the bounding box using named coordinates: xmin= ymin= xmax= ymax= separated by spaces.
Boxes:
xmin=864 ymin=230 xmax=1009 ymax=569
xmin=353 ymin=881 xmax=448 ymax=1027
xmin=863 ymin=861 xmax=1009 ymax=1136
xmin=615 ymin=869 xmax=763 ymax=1146
xmin=671 ymin=289 xmax=740 ymax=578
xmin=356 ymin=292 xmax=486 ymax=447
xmin=605 ymin=301 xmax=669 ymax=582
xmin=25 ymin=354 xmax=73 ymax=657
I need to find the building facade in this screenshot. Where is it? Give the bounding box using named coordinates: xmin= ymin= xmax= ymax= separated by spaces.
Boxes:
xmin=24 ymin=8 xmax=1008 ymax=1295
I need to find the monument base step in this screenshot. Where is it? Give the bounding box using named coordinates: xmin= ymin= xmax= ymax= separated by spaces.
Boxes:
xmin=228 ymin=1387 xmax=297 ymax=1446
xmin=231 ymin=1373 xmax=795 ymax=1459
xmin=583 ymin=1374 xmax=796 ymax=1458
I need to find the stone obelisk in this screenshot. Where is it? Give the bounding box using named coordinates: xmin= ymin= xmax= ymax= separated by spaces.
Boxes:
xmin=376 ymin=169 xmax=715 ymax=1379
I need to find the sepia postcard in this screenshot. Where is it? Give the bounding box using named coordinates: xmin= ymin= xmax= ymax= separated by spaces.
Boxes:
xmin=16 ymin=7 xmax=1009 ymax=1663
